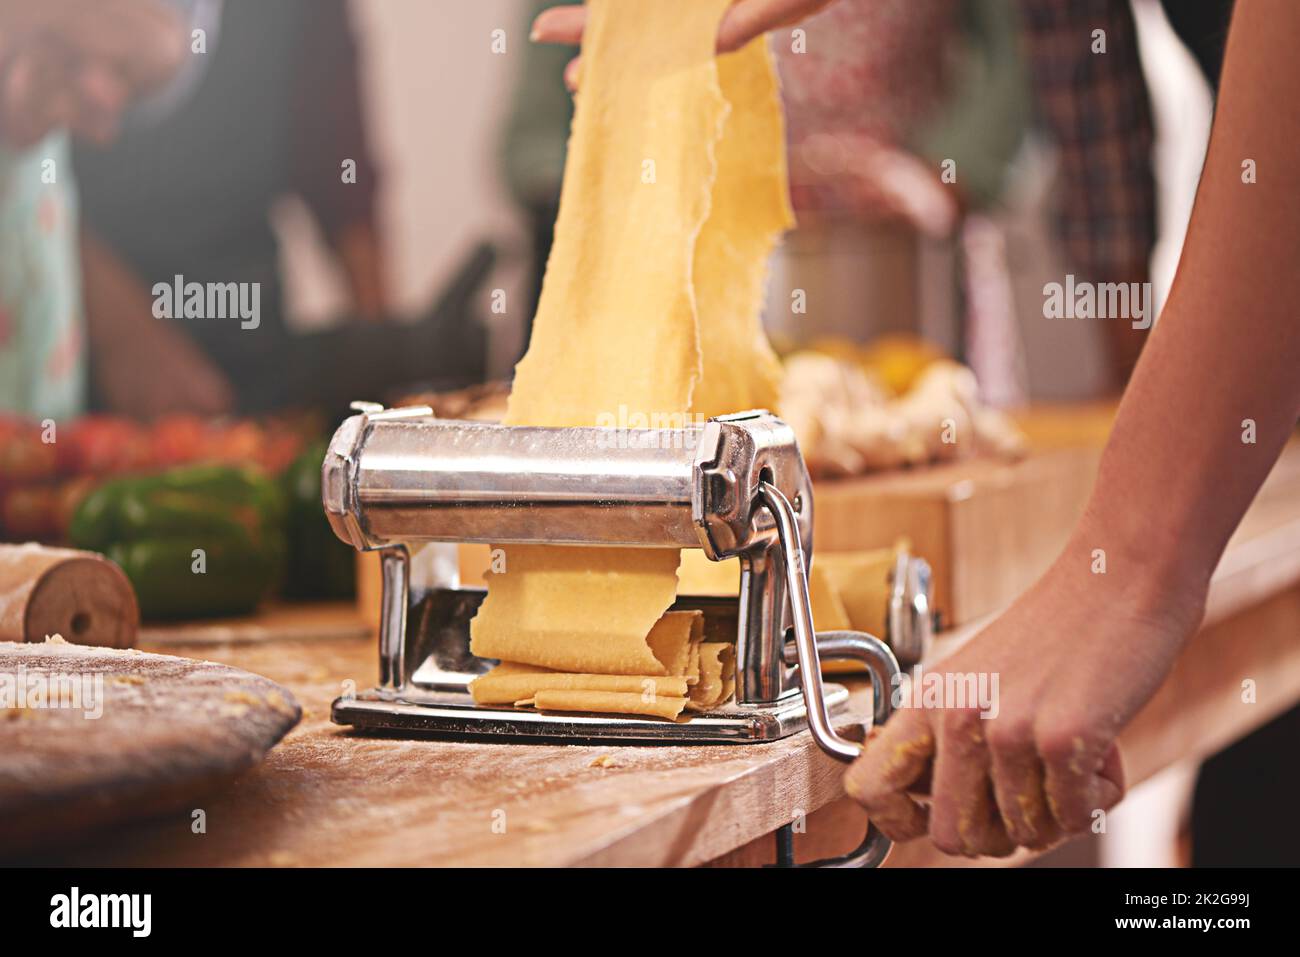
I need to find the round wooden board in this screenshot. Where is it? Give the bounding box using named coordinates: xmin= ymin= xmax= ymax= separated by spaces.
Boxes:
xmin=0 ymin=640 xmax=301 ymax=858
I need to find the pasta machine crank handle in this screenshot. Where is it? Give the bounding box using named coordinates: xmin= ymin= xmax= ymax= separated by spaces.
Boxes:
xmin=760 ymin=481 xmax=901 ymax=868
xmin=759 ymin=482 xmax=901 ymax=759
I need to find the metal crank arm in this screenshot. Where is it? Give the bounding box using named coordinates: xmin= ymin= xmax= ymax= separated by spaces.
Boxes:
xmin=759 ymin=481 xmax=902 ymax=868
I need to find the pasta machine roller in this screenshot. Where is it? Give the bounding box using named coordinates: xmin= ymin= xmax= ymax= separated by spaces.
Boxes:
xmin=323 ymin=404 xmax=931 ymax=862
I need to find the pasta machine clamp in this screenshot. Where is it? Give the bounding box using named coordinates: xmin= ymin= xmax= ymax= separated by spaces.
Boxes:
xmin=323 ymin=406 xmax=931 ymax=865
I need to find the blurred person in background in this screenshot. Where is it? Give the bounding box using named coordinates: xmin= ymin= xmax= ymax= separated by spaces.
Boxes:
xmin=1018 ymin=0 xmax=1235 ymax=386
xmin=771 ymin=0 xmax=965 ymax=350
xmin=74 ymin=0 xmax=489 ymax=419
xmin=775 ymin=0 xmax=1236 ymax=395
xmin=0 ymin=0 xmax=185 ymax=421
xmin=773 ymin=0 xmax=1033 ymax=404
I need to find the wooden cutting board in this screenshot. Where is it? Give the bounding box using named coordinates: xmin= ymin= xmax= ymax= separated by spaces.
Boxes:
xmin=813 ymin=447 xmax=1101 ymax=628
xmin=0 ymin=640 xmax=301 ymax=858
xmin=812 ymin=403 xmax=1118 ymax=627
xmin=814 ymin=404 xmax=1300 ymax=629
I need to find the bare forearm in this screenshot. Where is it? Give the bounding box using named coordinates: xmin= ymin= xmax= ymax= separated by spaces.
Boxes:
xmin=1078 ymin=0 xmax=1300 ymax=599
xmin=80 ymin=228 xmax=153 ymax=352
xmin=81 ymin=228 xmax=233 ymax=416
xmin=333 ymin=220 xmax=388 ymax=322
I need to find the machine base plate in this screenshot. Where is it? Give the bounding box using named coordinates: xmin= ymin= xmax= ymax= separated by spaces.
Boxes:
xmin=331 ymin=683 xmax=854 ymax=745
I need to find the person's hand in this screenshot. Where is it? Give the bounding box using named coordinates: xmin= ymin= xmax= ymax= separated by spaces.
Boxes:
xmin=333 ymin=220 xmax=390 ymax=323
xmin=531 ymin=0 xmax=837 ymax=89
xmin=0 ymin=42 xmax=133 ymax=147
xmin=0 ymin=0 xmax=185 ymax=88
xmin=844 ymin=537 xmax=1208 ymax=857
xmin=94 ymin=320 xmax=236 ymax=420
xmin=0 ymin=0 xmax=185 ymax=147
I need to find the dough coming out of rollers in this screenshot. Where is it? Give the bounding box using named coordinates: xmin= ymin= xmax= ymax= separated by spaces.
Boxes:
xmin=678 ymin=544 xmax=902 ymax=675
xmin=469 ymin=0 xmax=793 ymax=717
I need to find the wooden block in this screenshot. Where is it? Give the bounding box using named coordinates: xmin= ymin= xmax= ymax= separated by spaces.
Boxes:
xmin=1011 ymin=401 xmax=1118 ymax=450
xmin=812 ymin=449 xmax=1101 ymax=627
xmin=0 ymin=544 xmax=138 ymax=648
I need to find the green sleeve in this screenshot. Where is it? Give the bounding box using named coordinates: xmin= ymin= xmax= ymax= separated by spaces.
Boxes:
xmin=910 ymin=0 xmax=1033 ymax=210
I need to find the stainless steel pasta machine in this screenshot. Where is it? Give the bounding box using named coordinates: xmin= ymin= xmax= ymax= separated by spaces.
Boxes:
xmin=323 ymin=404 xmax=933 ymax=864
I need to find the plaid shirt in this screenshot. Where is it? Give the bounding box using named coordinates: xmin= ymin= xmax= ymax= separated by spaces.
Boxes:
xmin=1018 ymin=0 xmax=1157 ymax=280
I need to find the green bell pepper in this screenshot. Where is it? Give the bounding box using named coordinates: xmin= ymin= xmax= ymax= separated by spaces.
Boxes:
xmin=71 ymin=464 xmax=288 ymax=620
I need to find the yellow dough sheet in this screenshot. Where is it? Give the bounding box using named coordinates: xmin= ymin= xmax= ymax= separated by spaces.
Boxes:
xmin=483 ymin=630 xmax=736 ymax=719
xmin=529 ymin=691 xmax=690 ymax=721
xmin=470 ymin=0 xmax=792 ymax=718
xmin=646 ymin=608 xmax=703 ymax=678
xmin=687 ymin=642 xmax=735 ymax=712
xmin=472 ymin=610 xmax=704 ymax=703
xmin=679 ymin=545 xmax=904 ymax=676
xmin=810 ymin=561 xmax=853 ymax=631
xmin=676 ymin=550 xmax=743 ymax=597
xmin=678 ymin=546 xmax=897 ymax=631
xmin=472 ymin=672 xmax=691 ymax=706
xmin=817 ymin=547 xmax=898 ymax=639
xmin=472 ymin=547 xmax=690 ymax=675
xmin=817 ymin=546 xmax=903 ymax=675
xmin=690 ymin=35 xmax=794 ymax=418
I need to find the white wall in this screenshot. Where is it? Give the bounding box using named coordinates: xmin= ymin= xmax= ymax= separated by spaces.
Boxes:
xmin=1132 ymin=0 xmax=1214 ymax=315
xmin=279 ymin=0 xmax=530 ymax=374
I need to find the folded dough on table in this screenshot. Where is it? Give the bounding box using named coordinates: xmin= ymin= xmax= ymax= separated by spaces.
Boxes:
xmin=468 ymin=0 xmax=793 ymax=719
xmin=509 ymin=642 xmax=737 ymax=721
xmin=677 ymin=543 xmax=903 ymax=676
xmin=470 ymin=613 xmax=735 ymax=720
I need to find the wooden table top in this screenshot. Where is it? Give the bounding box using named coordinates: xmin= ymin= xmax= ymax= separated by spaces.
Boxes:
xmin=42 ymin=624 xmax=861 ymax=866
xmin=39 ymin=437 xmax=1300 ymax=868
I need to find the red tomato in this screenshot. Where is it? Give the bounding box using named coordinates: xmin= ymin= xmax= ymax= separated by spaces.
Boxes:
xmin=150 ymin=414 xmax=210 ymax=467
xmin=0 ymin=484 xmax=61 ymax=541
xmin=0 ymin=419 xmax=58 ymax=482
xmin=206 ymin=420 xmax=265 ymax=465
xmin=61 ymin=417 xmax=153 ymax=475
xmin=255 ymin=432 xmax=306 ymax=475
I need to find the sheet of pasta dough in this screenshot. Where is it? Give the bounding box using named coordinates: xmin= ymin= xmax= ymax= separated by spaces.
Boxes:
xmin=675 ymin=43 xmax=796 ymax=618
xmin=691 ymin=39 xmax=795 ymax=418
xmin=471 ymin=0 xmax=792 ymax=707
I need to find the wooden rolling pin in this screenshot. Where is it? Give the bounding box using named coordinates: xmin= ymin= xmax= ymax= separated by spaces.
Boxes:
xmin=0 ymin=544 xmax=138 ymax=648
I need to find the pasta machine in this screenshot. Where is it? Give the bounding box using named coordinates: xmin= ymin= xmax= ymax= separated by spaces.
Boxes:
xmin=323 ymin=404 xmax=932 ymax=863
